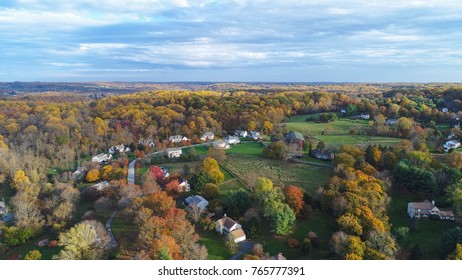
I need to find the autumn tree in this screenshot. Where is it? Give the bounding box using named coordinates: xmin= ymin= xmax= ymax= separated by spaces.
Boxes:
xmin=86 ymin=169 xmax=101 ymax=183
xmin=24 ymin=250 xmax=42 ymax=260
xmin=263 ymin=141 xmax=288 ymax=160
xmin=284 ymin=185 xmax=305 ymax=216
xmin=54 ymin=220 xmax=110 ymax=260
xmin=203 ymin=157 xmax=224 ymax=184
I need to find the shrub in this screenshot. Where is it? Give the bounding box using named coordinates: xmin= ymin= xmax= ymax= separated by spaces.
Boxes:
xmin=288 ymin=238 xmax=300 ymax=248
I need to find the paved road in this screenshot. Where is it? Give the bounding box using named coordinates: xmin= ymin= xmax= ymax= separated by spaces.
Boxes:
xmin=230 ymin=241 xmax=254 ymax=260
xmin=128 ymin=159 xmax=137 ymax=184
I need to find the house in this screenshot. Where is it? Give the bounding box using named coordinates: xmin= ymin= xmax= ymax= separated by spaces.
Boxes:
xmin=216 ymin=214 xmax=246 ymax=243
xmin=340 ymin=109 xmax=346 ymax=114
xmin=407 ymin=200 xmax=455 ymax=221
xmin=0 ymin=199 xmax=7 ymax=215
xmin=249 ymin=131 xmax=262 ymax=140
xmin=91 ymin=181 xmax=109 ymax=191
xmin=2 ymin=213 xmax=14 ymax=223
xmin=178 ymin=179 xmax=191 ymax=192
xmin=216 ymin=214 xmax=242 ymax=235
xmin=444 ymin=140 xmax=461 ymax=152
xmin=160 ymin=167 xmax=170 ymax=178
xmin=225 ymin=135 xmax=240 ymax=145
xmin=108 ymin=144 xmax=130 ymax=154
xmin=139 ymin=139 xmax=155 ymax=147
xmin=229 ymin=228 xmax=246 ymax=243
xmin=92 ymin=153 xmax=112 ymax=163
xmin=167 ymin=148 xmax=183 ymax=158
xmin=185 ymin=195 xmax=209 ymax=210
xmin=442 ymin=108 xmax=449 ymax=113
xmin=270 ymin=253 xmax=287 ymax=260
xmin=235 ymin=130 xmax=248 ymax=138
xmin=213 ymin=140 xmax=230 ymax=150
xmin=284 ymin=130 xmax=305 ymax=144
xmin=200 ymin=132 xmax=215 ymax=141
xmin=360 ymin=113 xmax=370 ymax=120
xmin=312 ymin=149 xmax=335 ymax=160
xmin=386 ymin=118 xmax=398 ymax=125
xmin=169 ymin=135 xmax=183 ymax=143
xmin=37 ymin=239 xmax=49 ymax=247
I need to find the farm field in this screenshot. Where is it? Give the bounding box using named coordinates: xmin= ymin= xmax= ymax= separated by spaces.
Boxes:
xmin=284 ymin=114 xmax=402 ymax=148
xmin=223 ymin=154 xmax=333 ymax=194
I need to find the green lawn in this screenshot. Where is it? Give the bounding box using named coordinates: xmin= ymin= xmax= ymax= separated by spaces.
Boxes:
xmin=254 ymin=212 xmax=335 ymax=260
xmin=389 ymin=193 xmax=459 ymax=259
xmin=111 ymin=210 xmax=138 ymax=244
xmin=226 ymin=142 xmax=264 ymax=157
xmin=0 ymin=236 xmax=61 ymax=260
xmin=284 ymin=114 xmax=402 ymax=148
xmin=218 ymin=179 xmax=246 ymax=195
xmin=197 ymin=227 xmax=231 ymax=260
xmin=223 ymin=154 xmax=333 ymax=194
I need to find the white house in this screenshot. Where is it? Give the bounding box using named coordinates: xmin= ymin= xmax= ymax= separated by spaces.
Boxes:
xmin=169 ymin=135 xmax=183 ymax=143
xmin=407 ymin=200 xmax=454 ymax=220
xmin=185 ymin=195 xmax=208 ymax=210
xmin=216 ymin=215 xmax=246 ymax=243
xmin=442 ymin=108 xmax=449 ymax=113
xmin=0 ymin=199 xmax=7 ymax=215
xmin=200 ymin=132 xmax=215 ymax=141
xmin=360 ymin=113 xmax=370 ymax=120
xmin=213 ymin=140 xmax=230 ymax=150
xmin=235 ymin=130 xmax=248 ymax=138
xmin=139 ymin=139 xmax=155 ymax=147
xmin=386 ymin=118 xmax=398 ymax=125
xmin=249 ymin=131 xmax=262 ymax=140
xmin=167 ymin=148 xmax=183 ymax=158
xmin=91 ymin=181 xmax=109 ymax=191
xmin=92 ymin=153 xmax=112 ymax=163
xmin=444 ymin=140 xmax=461 ymax=152
xmin=340 ymin=109 xmax=346 ymax=114
xmin=109 ymin=144 xmax=130 ymax=154
xmin=225 ymin=135 xmax=240 ymax=145
xmin=178 ymin=179 xmax=191 ymax=192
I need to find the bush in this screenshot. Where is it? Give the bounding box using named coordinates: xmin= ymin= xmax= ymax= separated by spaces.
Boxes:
xmin=301 ymin=238 xmax=312 ymax=255
xmin=48 ymin=240 xmax=59 ymax=247
xmin=319 ymin=113 xmax=338 ymax=123
xmin=288 ymin=238 xmax=300 ymax=248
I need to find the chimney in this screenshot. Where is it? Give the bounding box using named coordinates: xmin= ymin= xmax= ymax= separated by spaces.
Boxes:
xmin=432 ymin=200 xmax=435 ymax=205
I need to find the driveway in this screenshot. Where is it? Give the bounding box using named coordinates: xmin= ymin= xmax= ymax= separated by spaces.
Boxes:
xmin=230 ymin=240 xmax=254 ymax=260
xmin=128 ymin=159 xmax=137 ymax=184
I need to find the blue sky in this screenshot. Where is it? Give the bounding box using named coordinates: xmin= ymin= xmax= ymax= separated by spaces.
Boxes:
xmin=1 ymin=0 xmax=462 ymax=82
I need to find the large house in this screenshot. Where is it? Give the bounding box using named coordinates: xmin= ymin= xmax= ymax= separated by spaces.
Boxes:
xmin=225 ymin=135 xmax=240 ymax=145
xmin=216 ymin=214 xmax=246 ymax=243
xmin=178 ymin=179 xmax=191 ymax=192
xmin=108 ymin=144 xmax=130 ymax=154
xmin=444 ymin=140 xmax=461 ymax=152
xmin=200 ymin=132 xmax=215 ymax=141
xmin=139 ymin=139 xmax=155 ymax=147
xmin=92 ymin=153 xmax=112 ymax=163
xmin=285 ymin=130 xmax=305 ymax=144
xmin=235 ymin=130 xmax=248 ymax=138
xmin=184 ymin=195 xmax=209 ymax=210
xmin=169 ymin=135 xmax=183 ymax=143
xmin=312 ymin=149 xmax=335 ymax=160
xmin=407 ymin=200 xmax=455 ymax=221
xmin=213 ymin=140 xmax=230 ymax=150
xmin=360 ymin=113 xmax=370 ymax=120
xmin=166 ymin=148 xmax=183 ymax=158
xmin=249 ymin=131 xmax=262 ymax=140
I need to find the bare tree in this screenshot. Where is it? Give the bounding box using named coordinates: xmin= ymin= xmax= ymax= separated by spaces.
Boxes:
xmin=186 ymin=204 xmax=205 ymax=223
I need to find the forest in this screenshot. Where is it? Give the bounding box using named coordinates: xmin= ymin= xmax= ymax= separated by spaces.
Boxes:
xmin=2 ymin=83 xmax=462 ymax=260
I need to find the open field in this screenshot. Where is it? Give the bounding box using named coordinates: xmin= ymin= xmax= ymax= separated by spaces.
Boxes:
xmin=389 ymin=193 xmax=459 ymax=260
xmin=284 ymin=114 xmax=403 ymax=148
xmin=0 ymin=237 xmax=61 ymax=260
xmin=226 ymin=142 xmax=265 ymax=157
xmin=223 ymin=154 xmax=333 ymax=194
xmin=111 ymin=210 xmax=138 ymax=244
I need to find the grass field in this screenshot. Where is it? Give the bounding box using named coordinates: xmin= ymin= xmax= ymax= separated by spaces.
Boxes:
xmin=197 ymin=227 xmax=231 ymax=260
xmin=388 ymin=193 xmax=459 ymax=259
xmin=284 ymin=114 xmax=403 ymax=148
xmin=0 ymin=236 xmax=61 ymax=260
xmin=226 ymin=142 xmax=264 ymax=157
xmin=254 ymin=211 xmax=335 ymax=260
xmin=111 ymin=210 xmax=138 ymax=244
xmin=223 ymin=154 xmax=332 ymax=194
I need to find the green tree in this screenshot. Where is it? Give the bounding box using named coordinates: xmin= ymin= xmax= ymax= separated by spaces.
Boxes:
xmin=190 ymin=171 xmax=212 ymax=192
xmin=223 ymin=189 xmax=252 ymax=218
xmin=448 ymin=243 xmax=462 ymax=260
xmin=201 ymin=183 xmax=220 ymax=200
xmin=263 ymin=141 xmax=288 ymax=160
xmin=272 ymin=204 xmax=296 ymax=235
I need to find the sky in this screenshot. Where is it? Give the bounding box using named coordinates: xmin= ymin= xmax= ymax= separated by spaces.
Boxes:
xmin=1 ymin=0 xmax=462 ymax=82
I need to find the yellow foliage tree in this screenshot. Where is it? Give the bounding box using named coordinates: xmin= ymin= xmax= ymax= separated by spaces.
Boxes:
xmin=86 ymin=169 xmax=101 ymax=183
xmin=100 ymin=165 xmax=113 ymax=180
xmin=13 ymin=170 xmax=30 ymax=190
